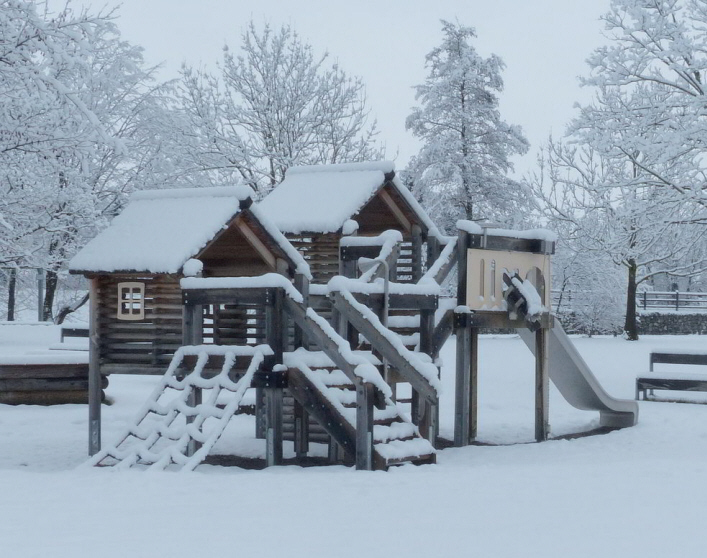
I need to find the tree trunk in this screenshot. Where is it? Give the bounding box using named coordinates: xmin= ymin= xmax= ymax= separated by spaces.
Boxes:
xmin=54 ymin=291 xmax=89 ymax=325
xmin=7 ymin=268 xmax=17 ymax=321
xmin=43 ymin=269 xmax=58 ymax=322
xmin=624 ymin=259 xmax=639 ymax=341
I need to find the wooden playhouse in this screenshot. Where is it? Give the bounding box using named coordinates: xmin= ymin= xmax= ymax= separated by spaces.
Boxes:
xmin=70 ymin=160 xmax=627 ymax=472
xmin=69 ymin=168 xmax=459 ymax=469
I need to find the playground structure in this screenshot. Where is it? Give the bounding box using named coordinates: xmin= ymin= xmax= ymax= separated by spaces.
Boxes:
xmin=69 ymin=161 xmax=638 ymax=471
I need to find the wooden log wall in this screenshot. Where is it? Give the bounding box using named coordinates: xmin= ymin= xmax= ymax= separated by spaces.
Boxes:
xmin=206 ymin=304 xmax=267 ymax=346
xmin=287 ymin=233 xmax=340 ymax=284
xmin=0 ymin=363 xmax=106 ymax=405
xmin=96 ymin=274 xmax=183 ymax=373
xmin=395 ymin=241 xmax=415 ymax=283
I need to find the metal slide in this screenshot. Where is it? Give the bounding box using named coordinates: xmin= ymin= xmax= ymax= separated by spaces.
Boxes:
xmin=517 ymin=317 xmax=638 ymax=428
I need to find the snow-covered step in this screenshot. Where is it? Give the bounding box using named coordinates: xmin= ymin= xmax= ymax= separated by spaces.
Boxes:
xmin=374 ymin=437 xmax=436 ymax=466
xmin=286 ymin=351 xmax=436 ymax=469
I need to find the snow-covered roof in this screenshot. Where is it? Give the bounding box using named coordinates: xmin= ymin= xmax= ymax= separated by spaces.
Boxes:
xmin=70 ymin=186 xmax=311 ymax=278
xmin=259 ymin=161 xmax=441 ymax=237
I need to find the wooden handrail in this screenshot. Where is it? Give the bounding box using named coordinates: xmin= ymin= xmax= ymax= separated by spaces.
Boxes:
xmin=330 ymin=290 xmax=439 ymax=404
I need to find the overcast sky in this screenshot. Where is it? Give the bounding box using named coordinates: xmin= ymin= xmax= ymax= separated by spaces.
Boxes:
xmin=97 ymin=0 xmax=612 ymax=176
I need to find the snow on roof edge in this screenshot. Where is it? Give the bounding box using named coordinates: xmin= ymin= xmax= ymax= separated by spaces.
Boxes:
xmin=391 ymin=176 xmax=442 ymax=239
xmin=131 ymin=184 xmax=254 ymax=201
xmin=249 ymin=204 xmax=312 ymax=280
xmin=285 ymin=160 xmax=395 ymax=176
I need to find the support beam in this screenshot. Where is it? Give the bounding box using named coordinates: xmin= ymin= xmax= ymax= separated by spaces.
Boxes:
xmin=411 ymin=225 xmax=423 ymax=282
xmin=293 ymin=273 xmax=310 ymax=349
xmin=535 ymin=327 xmax=550 ymax=442
xmin=88 ymin=278 xmax=101 ymax=456
xmin=355 ymin=382 xmax=374 ymax=471
xmin=265 ymin=383 xmax=284 ymax=466
xmin=293 ymin=400 xmax=309 ymax=458
xmin=183 ymin=303 xmax=203 ymax=457
xmin=454 ymin=318 xmax=477 ymax=446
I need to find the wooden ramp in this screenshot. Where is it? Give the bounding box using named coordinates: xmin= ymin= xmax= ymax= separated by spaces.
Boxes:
xmin=91 ymin=345 xmax=272 ymax=471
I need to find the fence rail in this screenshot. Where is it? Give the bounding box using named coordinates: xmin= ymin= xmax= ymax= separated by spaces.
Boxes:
xmin=552 ymin=290 xmax=707 ymax=312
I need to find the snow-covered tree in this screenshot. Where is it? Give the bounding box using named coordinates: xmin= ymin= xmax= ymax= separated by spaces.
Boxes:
xmin=405 ymin=20 xmax=529 ymax=232
xmin=573 ymin=0 xmax=707 ymax=220
xmin=0 ymin=1 xmax=176 ymax=319
xmin=529 ymin=140 xmax=707 ymax=339
xmin=176 ymin=22 xmax=382 ymax=194
xmin=529 ymin=0 xmax=707 ymax=340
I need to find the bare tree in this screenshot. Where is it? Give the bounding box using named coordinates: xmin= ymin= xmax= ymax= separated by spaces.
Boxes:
xmin=175 ymin=22 xmax=383 ymax=195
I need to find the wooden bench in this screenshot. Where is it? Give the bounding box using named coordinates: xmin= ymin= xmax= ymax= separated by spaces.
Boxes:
xmin=60 ymin=324 xmax=89 ymax=343
xmin=636 ymin=351 xmax=707 ymax=400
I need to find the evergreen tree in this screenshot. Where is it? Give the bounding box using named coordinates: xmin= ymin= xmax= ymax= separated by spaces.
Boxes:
xmin=406 ymin=20 xmax=529 ymax=232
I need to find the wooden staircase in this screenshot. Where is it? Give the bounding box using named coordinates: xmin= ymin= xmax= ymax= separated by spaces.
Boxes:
xmin=285 ymin=351 xmax=435 ymax=469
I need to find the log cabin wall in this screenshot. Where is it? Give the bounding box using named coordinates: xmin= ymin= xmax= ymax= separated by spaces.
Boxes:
xmin=286 ymin=233 xmax=340 ymax=284
xmin=96 ymin=274 xmax=182 ymax=375
xmin=206 ymin=303 xmax=267 ymax=347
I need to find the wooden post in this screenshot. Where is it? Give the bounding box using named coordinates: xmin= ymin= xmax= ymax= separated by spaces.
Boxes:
xmin=183 ymin=302 xmax=203 ymax=457
xmin=328 ymin=439 xmax=341 ymax=464
xmin=293 ymin=274 xmax=310 ymax=456
xmin=293 ymin=399 xmax=309 ymax=458
xmin=454 ymin=317 xmax=477 ymax=446
xmin=355 ymin=381 xmax=374 ymax=470
xmin=426 ymin=234 xmax=440 ymax=273
xmin=265 ymin=380 xmax=284 ymax=467
xmin=265 ymin=288 xmax=285 ymax=362
xmin=88 ymin=278 xmax=102 ymax=456
xmin=293 ymin=273 xmax=310 ymax=349
xmin=469 ymin=328 xmax=478 ymax=441
xmin=264 ymin=288 xmax=285 ymax=465
xmin=535 ymin=326 xmax=549 ymax=442
xmin=255 ymin=387 xmax=266 ymax=440
xmin=411 ymin=225 xmax=423 ymax=282
xmin=417 ymin=308 xmax=437 ymax=444
xmin=456 ymin=230 xmax=469 ymax=307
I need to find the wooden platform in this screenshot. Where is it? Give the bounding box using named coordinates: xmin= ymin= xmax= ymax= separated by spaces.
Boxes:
xmin=0 ymin=355 xmax=102 ymax=405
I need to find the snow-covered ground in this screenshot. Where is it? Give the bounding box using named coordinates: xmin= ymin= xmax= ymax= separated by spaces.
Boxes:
xmin=1 ymin=323 xmax=706 ymax=557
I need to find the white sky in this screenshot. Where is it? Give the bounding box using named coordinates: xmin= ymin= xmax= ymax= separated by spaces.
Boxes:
xmin=97 ymin=0 xmax=611 ymax=176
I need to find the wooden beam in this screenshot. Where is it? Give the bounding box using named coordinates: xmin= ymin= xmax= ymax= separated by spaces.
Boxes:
xmin=293 ymin=273 xmax=310 ymax=349
xmin=350 ymin=292 xmax=438 ymax=311
xmin=411 ymin=225 xmax=423 ymax=282
xmin=431 ymin=308 xmax=454 ymax=359
xmin=183 ymin=302 xmax=203 ymax=457
xmin=457 ymin=231 xmax=469 ymax=306
xmin=535 ymin=327 xmax=549 ymax=442
xmin=287 ymin=367 xmax=355 ymax=461
xmin=467 ymin=233 xmax=555 ymax=255
xmin=265 ymin=383 xmax=284 ymax=467
xmin=379 ymin=188 xmax=412 ymax=233
xmin=454 ymin=320 xmax=478 ymax=446
xmin=182 ymin=288 xmax=269 ymax=307
xmin=355 ymin=382 xmax=374 ymax=471
xmin=88 ymin=278 xmax=102 ymax=456
xmin=237 ymin=221 xmax=278 ymax=270
xmin=331 ymin=292 xmax=437 ymax=404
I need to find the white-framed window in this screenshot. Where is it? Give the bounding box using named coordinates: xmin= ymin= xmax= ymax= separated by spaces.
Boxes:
xmin=117 ymin=282 xmax=145 ymax=321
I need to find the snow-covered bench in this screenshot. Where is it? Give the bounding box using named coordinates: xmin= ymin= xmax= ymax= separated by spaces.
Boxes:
xmin=635 ymin=351 xmax=707 ymax=400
